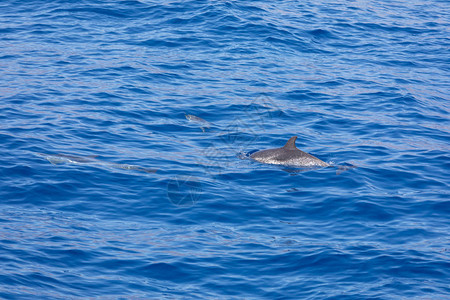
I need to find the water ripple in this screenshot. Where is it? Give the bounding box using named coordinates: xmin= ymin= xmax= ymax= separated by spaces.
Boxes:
xmin=0 ymin=0 xmax=449 ymax=298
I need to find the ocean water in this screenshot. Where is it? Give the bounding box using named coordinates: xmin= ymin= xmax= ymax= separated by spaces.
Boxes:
xmin=1 ymin=0 xmax=449 ymax=298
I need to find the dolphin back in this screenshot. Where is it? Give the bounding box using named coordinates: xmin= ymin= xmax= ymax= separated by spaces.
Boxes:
xmin=250 ymin=136 xmax=329 ymax=168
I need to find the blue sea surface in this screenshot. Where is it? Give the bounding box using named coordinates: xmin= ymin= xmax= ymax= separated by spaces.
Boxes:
xmin=1 ymin=0 xmax=449 ymax=298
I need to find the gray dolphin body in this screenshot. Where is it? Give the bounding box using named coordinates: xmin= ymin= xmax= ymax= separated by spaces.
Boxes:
xmin=250 ymin=136 xmax=329 ymax=168
xmin=185 ymin=113 xmax=211 ymax=132
xmin=35 ymin=153 xmax=157 ymax=173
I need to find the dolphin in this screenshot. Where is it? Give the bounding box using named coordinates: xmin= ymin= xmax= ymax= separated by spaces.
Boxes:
xmin=38 ymin=153 xmax=98 ymax=164
xmin=185 ymin=113 xmax=211 ymax=132
xmin=250 ymin=136 xmax=330 ymax=168
xmin=35 ymin=153 xmax=157 ymax=173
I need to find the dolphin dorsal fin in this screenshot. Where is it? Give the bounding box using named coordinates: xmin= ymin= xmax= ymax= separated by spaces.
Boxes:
xmin=283 ymin=136 xmax=298 ymax=150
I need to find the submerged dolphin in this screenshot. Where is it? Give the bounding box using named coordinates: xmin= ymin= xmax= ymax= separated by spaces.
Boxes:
xmin=185 ymin=113 xmax=211 ymax=132
xmin=35 ymin=153 xmax=157 ymax=173
xmin=250 ymin=136 xmax=330 ymax=168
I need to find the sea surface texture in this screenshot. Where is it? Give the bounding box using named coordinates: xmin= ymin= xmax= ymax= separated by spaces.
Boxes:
xmin=1 ymin=0 xmax=449 ymax=298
